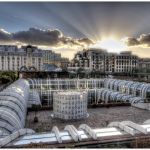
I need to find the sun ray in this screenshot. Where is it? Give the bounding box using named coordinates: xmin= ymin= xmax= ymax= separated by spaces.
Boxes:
xmin=91 ymin=37 xmax=127 ymax=53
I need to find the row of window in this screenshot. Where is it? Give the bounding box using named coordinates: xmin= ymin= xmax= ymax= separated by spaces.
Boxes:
xmin=0 ymin=56 xmax=41 ymax=61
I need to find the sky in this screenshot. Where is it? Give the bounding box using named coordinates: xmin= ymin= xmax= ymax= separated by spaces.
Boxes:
xmin=0 ymin=2 xmax=150 ymax=59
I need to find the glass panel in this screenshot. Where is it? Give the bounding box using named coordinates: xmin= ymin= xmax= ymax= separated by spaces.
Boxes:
xmin=96 ymin=131 xmax=123 ymax=137
xmin=141 ymin=124 xmax=150 ymax=132
xmin=93 ymin=127 xmax=119 ymax=133
xmin=141 ymin=124 xmax=150 ymax=128
xmin=59 ymin=131 xmax=69 ymax=136
xmin=80 ymin=134 xmax=88 ymax=139
xmin=77 ymin=130 xmax=85 ymax=134
xmin=14 ymin=137 xmax=57 ymax=146
xmin=21 ymin=133 xmax=56 ymax=140
xmin=61 ymin=135 xmax=72 ymax=141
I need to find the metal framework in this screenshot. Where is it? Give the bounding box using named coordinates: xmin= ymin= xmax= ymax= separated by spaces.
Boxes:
xmin=0 ymin=79 xmax=40 ymax=137
xmin=28 ymin=78 xmax=150 ymax=106
xmin=2 ymin=120 xmax=150 ymax=148
xmin=0 ymin=79 xmax=29 ymax=136
xmin=28 ymin=79 xmax=104 ymax=106
xmin=96 ymin=88 xmax=144 ymax=104
xmin=104 ymin=79 xmax=150 ymax=99
xmin=53 ymin=91 xmax=88 ymax=120
xmin=0 ymin=78 xmax=149 ymax=148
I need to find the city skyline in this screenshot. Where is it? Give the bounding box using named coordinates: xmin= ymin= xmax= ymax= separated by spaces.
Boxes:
xmin=1 ymin=2 xmax=150 ymax=59
xmin=0 ymin=2 xmax=150 ymax=148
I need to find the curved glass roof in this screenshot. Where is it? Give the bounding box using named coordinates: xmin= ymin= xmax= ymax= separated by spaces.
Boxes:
xmin=0 ymin=79 xmax=29 ymax=136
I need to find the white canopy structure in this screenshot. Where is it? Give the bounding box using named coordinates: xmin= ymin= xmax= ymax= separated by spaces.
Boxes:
xmin=28 ymin=78 xmax=150 ymax=106
xmin=0 ymin=79 xmax=29 ymax=137
xmin=96 ymin=88 xmax=144 ymax=104
xmin=0 ymin=79 xmax=41 ymax=138
xmin=53 ymin=91 xmax=88 ymax=120
xmin=104 ymin=79 xmax=150 ymax=100
xmin=0 ymin=78 xmax=149 ymax=148
xmin=1 ymin=120 xmax=150 ymax=148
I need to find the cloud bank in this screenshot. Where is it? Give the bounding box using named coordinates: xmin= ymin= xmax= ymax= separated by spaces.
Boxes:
xmin=0 ymin=28 xmax=94 ymax=48
xmin=0 ymin=29 xmax=12 ymax=41
xmin=124 ymin=33 xmax=150 ymax=47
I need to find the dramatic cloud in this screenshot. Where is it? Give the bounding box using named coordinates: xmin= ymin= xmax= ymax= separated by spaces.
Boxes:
xmin=124 ymin=37 xmax=140 ymax=46
xmin=124 ymin=33 xmax=150 ymax=47
xmin=0 ymin=28 xmax=94 ymax=48
xmin=0 ymin=29 xmax=12 ymax=42
xmin=78 ymin=38 xmax=94 ymax=45
xmin=138 ymin=33 xmax=150 ymax=45
xmin=13 ymin=28 xmax=63 ymax=46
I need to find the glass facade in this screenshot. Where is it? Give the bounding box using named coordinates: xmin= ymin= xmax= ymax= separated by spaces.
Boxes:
xmin=28 ymin=78 xmax=150 ymax=106
xmin=53 ymin=91 xmax=88 ymax=120
xmin=0 ymin=79 xmax=29 ymax=137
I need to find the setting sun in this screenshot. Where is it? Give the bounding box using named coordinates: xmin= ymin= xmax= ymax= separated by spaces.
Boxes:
xmin=93 ymin=38 xmax=127 ymax=53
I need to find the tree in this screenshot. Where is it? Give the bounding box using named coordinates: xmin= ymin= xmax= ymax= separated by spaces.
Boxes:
xmin=0 ymin=71 xmax=18 ymax=84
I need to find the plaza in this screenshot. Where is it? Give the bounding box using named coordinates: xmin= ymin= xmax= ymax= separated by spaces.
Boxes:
xmin=26 ymin=106 xmax=150 ymax=132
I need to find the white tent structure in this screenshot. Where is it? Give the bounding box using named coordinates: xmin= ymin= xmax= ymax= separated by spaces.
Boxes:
xmin=53 ymin=91 xmax=88 ymax=120
xmin=0 ymin=79 xmax=41 ymax=138
xmin=28 ymin=78 xmax=150 ymax=106
xmin=1 ymin=120 xmax=150 ymax=148
xmin=0 ymin=79 xmax=29 ymax=137
xmin=0 ymin=78 xmax=149 ymax=147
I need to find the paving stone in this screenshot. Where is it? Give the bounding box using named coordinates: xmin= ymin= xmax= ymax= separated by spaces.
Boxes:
xmin=25 ymin=106 xmax=150 ymax=132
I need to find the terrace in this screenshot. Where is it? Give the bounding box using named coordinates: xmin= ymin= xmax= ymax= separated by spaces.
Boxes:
xmin=26 ymin=106 xmax=150 ymax=132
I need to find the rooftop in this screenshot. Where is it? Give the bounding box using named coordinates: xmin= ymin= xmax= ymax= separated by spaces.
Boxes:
xmin=26 ymin=106 xmax=150 ymax=132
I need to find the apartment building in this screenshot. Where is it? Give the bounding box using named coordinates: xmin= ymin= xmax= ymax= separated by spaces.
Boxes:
xmin=68 ymin=48 xmax=107 ymax=72
xmin=0 ymin=45 xmax=69 ymax=71
xmin=68 ymin=48 xmax=139 ymax=74
xmin=0 ymin=45 xmax=43 ymax=71
xmin=138 ymin=58 xmax=150 ymax=73
xmin=43 ymin=50 xmax=69 ymax=68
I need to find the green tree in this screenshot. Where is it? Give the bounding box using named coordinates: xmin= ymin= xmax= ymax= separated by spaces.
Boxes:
xmin=0 ymin=71 xmax=18 ymax=84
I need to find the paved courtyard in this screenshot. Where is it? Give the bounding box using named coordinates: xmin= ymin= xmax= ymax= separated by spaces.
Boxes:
xmin=26 ymin=106 xmax=150 ymax=132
